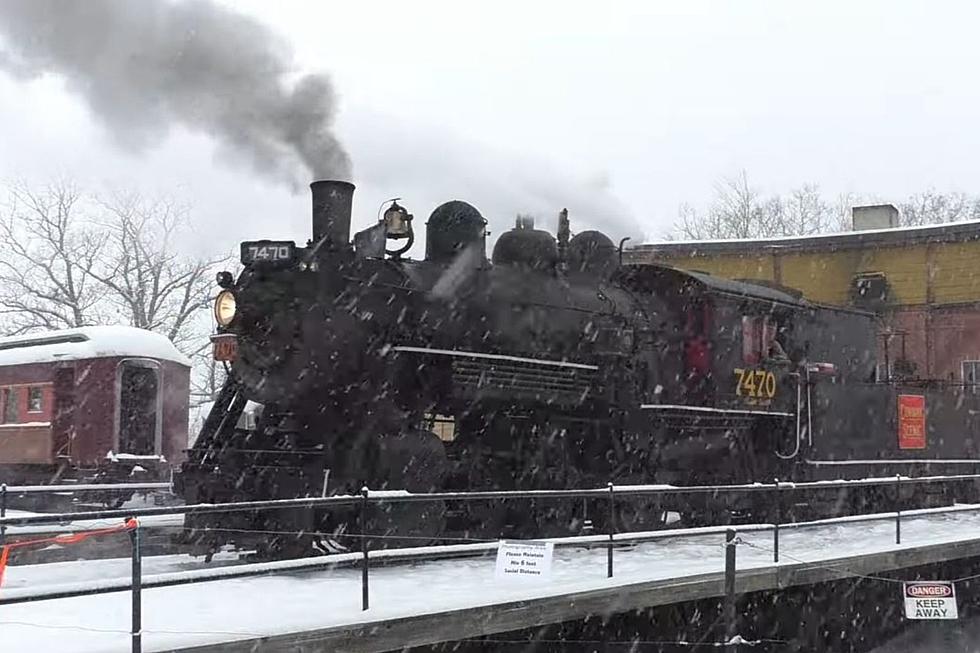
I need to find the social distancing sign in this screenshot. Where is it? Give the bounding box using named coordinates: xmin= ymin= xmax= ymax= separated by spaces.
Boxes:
xmin=495 ymin=540 xmax=553 ymax=581
xmin=903 ymin=582 xmax=958 ymax=620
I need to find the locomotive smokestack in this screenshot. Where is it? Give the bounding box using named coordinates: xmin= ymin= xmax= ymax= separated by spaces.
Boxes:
xmin=310 ymin=180 xmax=355 ymax=248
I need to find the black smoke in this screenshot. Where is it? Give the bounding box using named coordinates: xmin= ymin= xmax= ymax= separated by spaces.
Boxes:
xmin=0 ymin=0 xmax=351 ymax=185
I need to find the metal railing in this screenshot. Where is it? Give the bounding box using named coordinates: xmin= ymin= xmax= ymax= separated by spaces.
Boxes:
xmin=7 ymin=473 xmax=980 ymax=526
xmin=0 ymin=481 xmax=173 ymax=541
xmin=4 ymin=473 xmax=980 ymax=652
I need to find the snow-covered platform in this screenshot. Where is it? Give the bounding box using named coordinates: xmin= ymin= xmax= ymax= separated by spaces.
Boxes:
xmin=5 ymin=508 xmax=980 ymax=652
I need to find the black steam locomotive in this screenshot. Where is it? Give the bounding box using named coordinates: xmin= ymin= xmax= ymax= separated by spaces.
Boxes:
xmin=177 ymin=180 xmax=980 ymax=554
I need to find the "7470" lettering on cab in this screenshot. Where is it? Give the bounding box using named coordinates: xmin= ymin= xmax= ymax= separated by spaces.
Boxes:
xmin=733 ymin=368 xmax=777 ymax=401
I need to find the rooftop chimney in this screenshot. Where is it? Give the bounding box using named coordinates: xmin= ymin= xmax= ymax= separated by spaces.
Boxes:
xmin=852 ymin=204 xmax=899 ymax=231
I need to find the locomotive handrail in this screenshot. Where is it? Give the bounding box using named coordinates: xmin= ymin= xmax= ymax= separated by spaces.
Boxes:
xmin=776 ymin=371 xmax=805 ymax=460
xmin=5 ymin=473 xmax=980 ymax=528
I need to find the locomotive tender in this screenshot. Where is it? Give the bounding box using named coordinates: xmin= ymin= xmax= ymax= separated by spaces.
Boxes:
xmin=178 ymin=180 xmax=980 ymax=552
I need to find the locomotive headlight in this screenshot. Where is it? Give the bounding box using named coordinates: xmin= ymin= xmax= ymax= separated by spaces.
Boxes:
xmin=214 ymin=290 xmax=237 ymax=326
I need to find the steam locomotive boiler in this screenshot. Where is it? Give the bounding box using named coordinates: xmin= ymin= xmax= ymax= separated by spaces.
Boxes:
xmin=178 ymin=180 xmax=980 ymax=555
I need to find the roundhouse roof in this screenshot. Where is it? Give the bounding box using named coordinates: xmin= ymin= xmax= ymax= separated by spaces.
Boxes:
xmin=630 ymin=220 xmax=980 ymax=256
xmin=0 ymin=326 xmax=191 ymax=368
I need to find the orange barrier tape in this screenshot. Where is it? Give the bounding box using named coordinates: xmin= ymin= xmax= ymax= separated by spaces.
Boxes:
xmin=0 ymin=518 xmax=137 ymax=590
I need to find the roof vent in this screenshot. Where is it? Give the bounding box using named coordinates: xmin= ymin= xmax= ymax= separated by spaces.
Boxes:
xmin=852 ymin=204 xmax=899 ymax=231
xmin=0 ymin=333 xmax=89 ymax=352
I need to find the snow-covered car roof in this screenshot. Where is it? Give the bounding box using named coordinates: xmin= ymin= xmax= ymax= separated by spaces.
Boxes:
xmin=0 ymin=326 xmax=191 ymax=368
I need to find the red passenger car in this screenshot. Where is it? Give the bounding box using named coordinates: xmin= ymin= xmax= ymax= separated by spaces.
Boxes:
xmin=0 ymin=326 xmax=190 ymax=486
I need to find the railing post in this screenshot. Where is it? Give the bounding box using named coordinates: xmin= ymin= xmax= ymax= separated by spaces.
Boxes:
xmin=130 ymin=519 xmax=142 ymax=653
xmin=724 ymin=528 xmax=738 ymax=650
xmin=0 ymin=483 xmax=7 ymax=547
xmin=361 ymin=486 xmax=370 ymax=611
xmin=607 ymin=482 xmax=615 ymax=578
xmin=772 ymin=479 xmax=780 ymax=564
xmin=895 ymin=474 xmax=902 ymax=545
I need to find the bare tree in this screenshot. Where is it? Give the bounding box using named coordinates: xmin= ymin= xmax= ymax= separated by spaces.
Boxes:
xmin=187 ymin=336 xmax=226 ymax=407
xmin=671 ymin=171 xmax=980 ymax=240
xmin=831 ymin=191 xmax=863 ymax=232
xmin=780 ymin=185 xmax=830 ymax=236
xmin=0 ymin=181 xmax=106 ymax=334
xmin=87 ymin=192 xmax=233 ymax=407
xmin=677 ymin=172 xmax=761 ymax=239
xmin=84 ymin=192 xmax=226 ymax=350
xmin=0 ymin=182 xmax=230 ymax=393
xmin=675 ymin=172 xmax=839 ymax=239
xmin=0 ymin=179 xmax=242 ymax=427
xmin=899 ymin=189 xmax=980 ymax=226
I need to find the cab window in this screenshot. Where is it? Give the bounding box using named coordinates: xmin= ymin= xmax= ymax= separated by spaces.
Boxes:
xmin=743 ymin=315 xmax=784 ymax=364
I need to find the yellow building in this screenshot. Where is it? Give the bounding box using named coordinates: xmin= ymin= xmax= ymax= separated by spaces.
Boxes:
xmin=626 ymin=213 xmax=980 ymax=383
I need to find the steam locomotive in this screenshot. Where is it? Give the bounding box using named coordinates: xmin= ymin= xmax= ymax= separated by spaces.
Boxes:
xmin=177 ymin=180 xmax=980 ymax=555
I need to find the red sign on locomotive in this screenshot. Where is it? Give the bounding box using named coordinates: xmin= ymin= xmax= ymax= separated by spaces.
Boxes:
xmin=898 ymin=394 xmax=926 ymax=450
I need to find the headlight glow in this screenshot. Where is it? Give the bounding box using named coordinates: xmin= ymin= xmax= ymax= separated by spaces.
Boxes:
xmin=214 ymin=290 xmax=237 ymax=326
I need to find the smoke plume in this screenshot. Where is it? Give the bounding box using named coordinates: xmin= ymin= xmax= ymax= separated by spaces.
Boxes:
xmin=346 ymin=110 xmax=645 ymax=242
xmin=0 ymin=0 xmax=351 ymax=185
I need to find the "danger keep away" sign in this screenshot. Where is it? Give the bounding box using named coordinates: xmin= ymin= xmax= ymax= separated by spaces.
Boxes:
xmin=903 ymin=582 xmax=958 ymax=620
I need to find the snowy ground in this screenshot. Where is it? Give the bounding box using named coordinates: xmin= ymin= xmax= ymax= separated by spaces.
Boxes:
xmin=4 ymin=509 xmax=980 ymax=652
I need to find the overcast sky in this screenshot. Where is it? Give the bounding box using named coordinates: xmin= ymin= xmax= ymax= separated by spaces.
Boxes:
xmin=1 ymin=0 xmax=978 ymax=253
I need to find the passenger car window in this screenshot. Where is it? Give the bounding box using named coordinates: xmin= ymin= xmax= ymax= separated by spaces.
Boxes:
xmin=27 ymin=386 xmax=43 ymax=413
xmin=3 ymin=387 xmax=19 ymax=423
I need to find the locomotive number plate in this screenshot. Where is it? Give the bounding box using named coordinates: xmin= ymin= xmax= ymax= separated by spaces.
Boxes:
xmin=241 ymin=241 xmax=295 ymax=264
xmin=212 ymin=334 xmax=238 ymax=362
xmin=734 ymin=368 xmax=777 ymax=400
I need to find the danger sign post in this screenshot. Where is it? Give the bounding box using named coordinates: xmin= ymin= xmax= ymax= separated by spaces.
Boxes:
xmin=903 ymin=581 xmax=957 ymax=620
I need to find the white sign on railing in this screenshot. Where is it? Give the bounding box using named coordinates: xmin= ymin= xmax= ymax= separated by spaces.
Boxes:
xmin=495 ymin=540 xmax=554 ymax=581
xmin=903 ymin=581 xmax=958 ymax=620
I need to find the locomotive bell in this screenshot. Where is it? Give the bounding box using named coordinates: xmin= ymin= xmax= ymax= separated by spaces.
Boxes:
xmin=383 ymin=201 xmax=413 ymax=239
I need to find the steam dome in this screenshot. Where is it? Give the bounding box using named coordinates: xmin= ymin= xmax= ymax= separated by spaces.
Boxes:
xmin=568 ymin=230 xmax=618 ymax=278
xmin=425 ymin=201 xmax=487 ymax=263
xmin=492 ymin=218 xmax=559 ymax=271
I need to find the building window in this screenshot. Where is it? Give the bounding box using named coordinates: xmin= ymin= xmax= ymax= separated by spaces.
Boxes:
xmin=876 ymin=363 xmax=890 ymax=382
xmin=963 ymin=361 xmax=980 ymax=394
xmin=2 ymin=388 xmax=19 ymax=423
xmin=27 ymin=387 xmax=43 ymax=413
